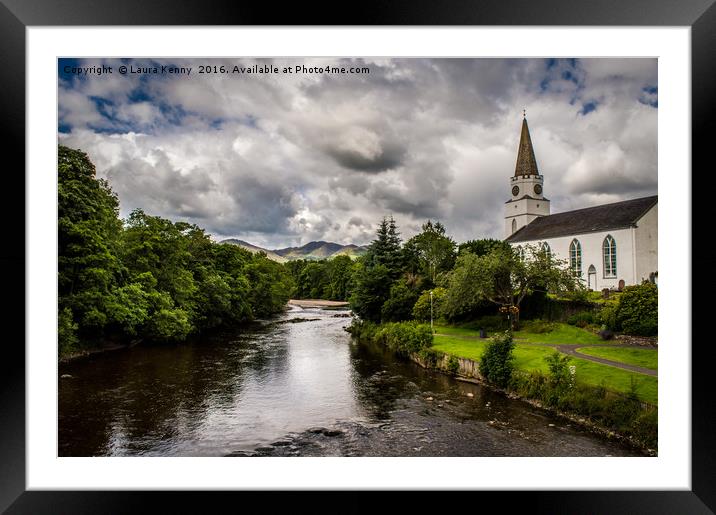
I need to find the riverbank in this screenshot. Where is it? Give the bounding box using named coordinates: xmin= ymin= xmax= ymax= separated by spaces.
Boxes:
xmin=409 ymin=349 xmax=656 ymax=455
xmin=346 ymin=320 xmax=656 ymax=453
xmin=288 ymin=299 xmax=350 ymax=308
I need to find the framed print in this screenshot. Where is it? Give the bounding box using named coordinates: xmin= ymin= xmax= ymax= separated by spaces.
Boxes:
xmin=2 ymin=0 xmax=713 ymax=512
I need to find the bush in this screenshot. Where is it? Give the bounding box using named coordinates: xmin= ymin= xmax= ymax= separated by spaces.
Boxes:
xmin=615 ymin=283 xmax=658 ymax=336
xmin=545 ymin=351 xmax=573 ymax=389
xmin=347 ymin=319 xmax=430 ymax=356
xmin=567 ymin=311 xmax=596 ymax=328
xmin=520 ymin=319 xmax=555 ymax=334
xmin=597 ymin=302 xmax=619 ymax=331
xmin=479 ymin=331 xmax=515 ymax=387
xmin=460 ymin=315 xmax=506 ymax=332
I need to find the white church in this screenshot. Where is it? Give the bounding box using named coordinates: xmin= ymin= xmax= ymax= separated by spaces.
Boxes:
xmin=504 ymin=116 xmax=658 ymax=291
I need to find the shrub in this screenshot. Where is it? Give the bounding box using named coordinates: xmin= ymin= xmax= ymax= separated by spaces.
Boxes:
xmin=479 ymin=331 xmax=515 ymax=387
xmin=597 ymin=302 xmax=619 ymax=331
xmin=521 ymin=319 xmax=555 ymax=334
xmin=567 ymin=311 xmax=596 ymax=328
xmin=375 ymin=321 xmax=433 ymax=357
xmin=460 ymin=315 xmax=506 ymax=332
xmin=615 ymin=283 xmax=658 ymax=336
xmin=447 ymin=355 xmax=460 ymax=376
xmin=545 ymin=351 xmax=573 ymax=389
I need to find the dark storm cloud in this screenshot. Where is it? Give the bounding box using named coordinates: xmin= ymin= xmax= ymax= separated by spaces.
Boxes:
xmin=324 ymin=139 xmax=406 ymax=173
xmin=58 ymin=57 xmax=657 ymax=247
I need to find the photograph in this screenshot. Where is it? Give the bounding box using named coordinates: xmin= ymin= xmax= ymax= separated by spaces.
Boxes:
xmin=56 ymin=57 xmax=659 ymax=458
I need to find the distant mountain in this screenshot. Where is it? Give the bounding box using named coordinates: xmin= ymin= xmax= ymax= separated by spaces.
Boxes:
xmin=219 ymin=239 xmax=368 ymax=262
xmin=219 ymin=239 xmax=288 ymax=263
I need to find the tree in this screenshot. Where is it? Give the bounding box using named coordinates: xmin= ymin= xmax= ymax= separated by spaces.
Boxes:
xmin=413 ymin=287 xmax=447 ymax=322
xmin=403 ymin=220 xmax=456 ymax=285
xmin=457 ymin=238 xmax=510 ymax=257
xmin=366 ymin=216 xmax=403 ymax=278
xmin=349 ymin=261 xmax=392 ymax=322
xmin=444 ymin=243 xmax=578 ymax=329
xmin=58 ymin=146 xmax=123 ymax=342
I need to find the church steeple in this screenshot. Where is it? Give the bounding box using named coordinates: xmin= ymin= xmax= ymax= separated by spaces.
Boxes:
xmin=504 ymin=114 xmax=550 ymax=239
xmin=514 ymin=116 xmax=539 ymax=177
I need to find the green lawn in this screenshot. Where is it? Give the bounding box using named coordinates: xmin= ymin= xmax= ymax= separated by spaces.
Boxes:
xmin=576 ymin=346 xmax=658 ymax=371
xmin=432 ymin=334 xmax=658 ymax=405
xmin=434 ymin=322 xmax=605 ymax=345
xmin=512 ymin=324 xmax=605 ymax=345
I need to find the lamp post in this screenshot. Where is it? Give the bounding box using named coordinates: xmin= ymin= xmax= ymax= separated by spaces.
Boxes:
xmin=430 ymin=290 xmax=434 ymax=334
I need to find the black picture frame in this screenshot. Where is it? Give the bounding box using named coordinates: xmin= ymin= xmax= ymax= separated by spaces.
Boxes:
xmin=1 ymin=1 xmax=712 ymax=512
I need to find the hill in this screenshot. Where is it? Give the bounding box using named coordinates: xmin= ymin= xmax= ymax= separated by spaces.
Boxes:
xmin=219 ymin=239 xmax=368 ymax=262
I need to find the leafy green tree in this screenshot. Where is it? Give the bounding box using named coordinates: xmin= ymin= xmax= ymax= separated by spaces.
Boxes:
xmin=458 ymin=238 xmax=510 ymax=257
xmin=349 ymin=261 xmax=392 ymax=322
xmin=403 ymin=220 xmax=456 ymax=285
xmin=244 ymin=256 xmax=294 ymax=317
xmin=58 ymin=146 xmax=123 ymax=341
xmin=413 ymin=287 xmax=447 ymax=322
xmin=325 ymin=255 xmax=353 ymax=300
xmin=444 ymin=243 xmax=578 ymax=328
xmin=381 ymin=280 xmax=420 ymax=322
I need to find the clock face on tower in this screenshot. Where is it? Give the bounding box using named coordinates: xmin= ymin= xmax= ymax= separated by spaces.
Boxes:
xmin=512 ymin=185 xmax=520 ymax=196
xmin=534 ymin=184 xmax=543 ymax=195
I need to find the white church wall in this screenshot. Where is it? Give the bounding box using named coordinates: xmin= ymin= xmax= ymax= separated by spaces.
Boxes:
xmin=513 ymin=227 xmax=636 ymax=290
xmin=634 ymin=204 xmax=658 ymax=282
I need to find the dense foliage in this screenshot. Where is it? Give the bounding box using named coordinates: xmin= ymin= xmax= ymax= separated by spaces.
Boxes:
xmin=442 ymin=243 xmax=580 ymax=327
xmin=58 ymin=146 xmax=294 ymax=358
xmin=412 ymin=287 xmax=447 ymax=322
xmin=510 ymin=370 xmax=657 ymax=449
xmin=347 ymin=319 xmax=433 ymax=357
xmin=284 ymin=255 xmax=354 ymax=301
xmin=479 ymin=331 xmax=516 ymax=388
xmin=614 ymin=283 xmax=658 ymax=336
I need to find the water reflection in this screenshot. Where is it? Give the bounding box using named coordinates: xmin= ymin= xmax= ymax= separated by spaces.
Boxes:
xmin=59 ymin=306 xmax=641 ymax=457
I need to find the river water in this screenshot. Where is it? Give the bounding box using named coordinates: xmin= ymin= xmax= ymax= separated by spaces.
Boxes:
xmin=58 ymin=305 xmax=641 ymax=457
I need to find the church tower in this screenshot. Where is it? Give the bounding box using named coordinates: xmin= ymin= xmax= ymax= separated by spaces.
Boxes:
xmin=504 ymin=115 xmax=550 ymax=238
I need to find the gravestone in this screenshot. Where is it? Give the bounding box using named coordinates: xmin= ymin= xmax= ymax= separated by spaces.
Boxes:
xmin=618 ymin=279 xmax=625 ymax=291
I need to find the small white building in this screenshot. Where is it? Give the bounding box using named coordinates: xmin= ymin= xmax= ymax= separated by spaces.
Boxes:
xmin=504 ymin=117 xmax=657 ymax=290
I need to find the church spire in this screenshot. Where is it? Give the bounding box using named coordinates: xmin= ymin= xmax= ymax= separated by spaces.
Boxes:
xmin=514 ymin=116 xmax=539 ymax=177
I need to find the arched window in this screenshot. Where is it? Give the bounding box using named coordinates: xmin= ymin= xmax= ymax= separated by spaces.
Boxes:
xmin=511 ymin=219 xmax=517 ymax=234
xmin=541 ymin=241 xmax=551 ymax=259
xmin=569 ymin=239 xmax=582 ymax=276
xmin=602 ymin=235 xmax=617 ymax=278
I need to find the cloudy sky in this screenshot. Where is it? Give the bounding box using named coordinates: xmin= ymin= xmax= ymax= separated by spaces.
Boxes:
xmin=58 ymin=58 xmax=657 ymax=249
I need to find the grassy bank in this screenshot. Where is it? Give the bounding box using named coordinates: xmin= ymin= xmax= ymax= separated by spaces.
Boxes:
xmin=432 ymin=325 xmax=658 ymax=405
xmin=349 ymin=319 xmax=657 ymax=450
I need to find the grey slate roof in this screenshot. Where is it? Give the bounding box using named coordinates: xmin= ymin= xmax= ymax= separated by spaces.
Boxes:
xmin=505 ymin=195 xmax=657 ymax=243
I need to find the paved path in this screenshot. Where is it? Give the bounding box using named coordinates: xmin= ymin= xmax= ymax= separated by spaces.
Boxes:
xmin=434 ymin=333 xmax=657 ymax=376
xmin=552 ymin=344 xmax=657 ymax=377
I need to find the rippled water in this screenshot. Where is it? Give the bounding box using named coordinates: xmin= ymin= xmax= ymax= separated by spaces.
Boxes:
xmin=58 ymin=306 xmax=641 ymax=456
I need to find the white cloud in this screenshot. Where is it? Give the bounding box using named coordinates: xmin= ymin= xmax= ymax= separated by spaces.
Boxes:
xmin=58 ymin=58 xmax=658 ymax=248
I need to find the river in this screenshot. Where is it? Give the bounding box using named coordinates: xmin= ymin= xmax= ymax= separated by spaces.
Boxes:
xmin=58 ymin=305 xmax=641 ymax=456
